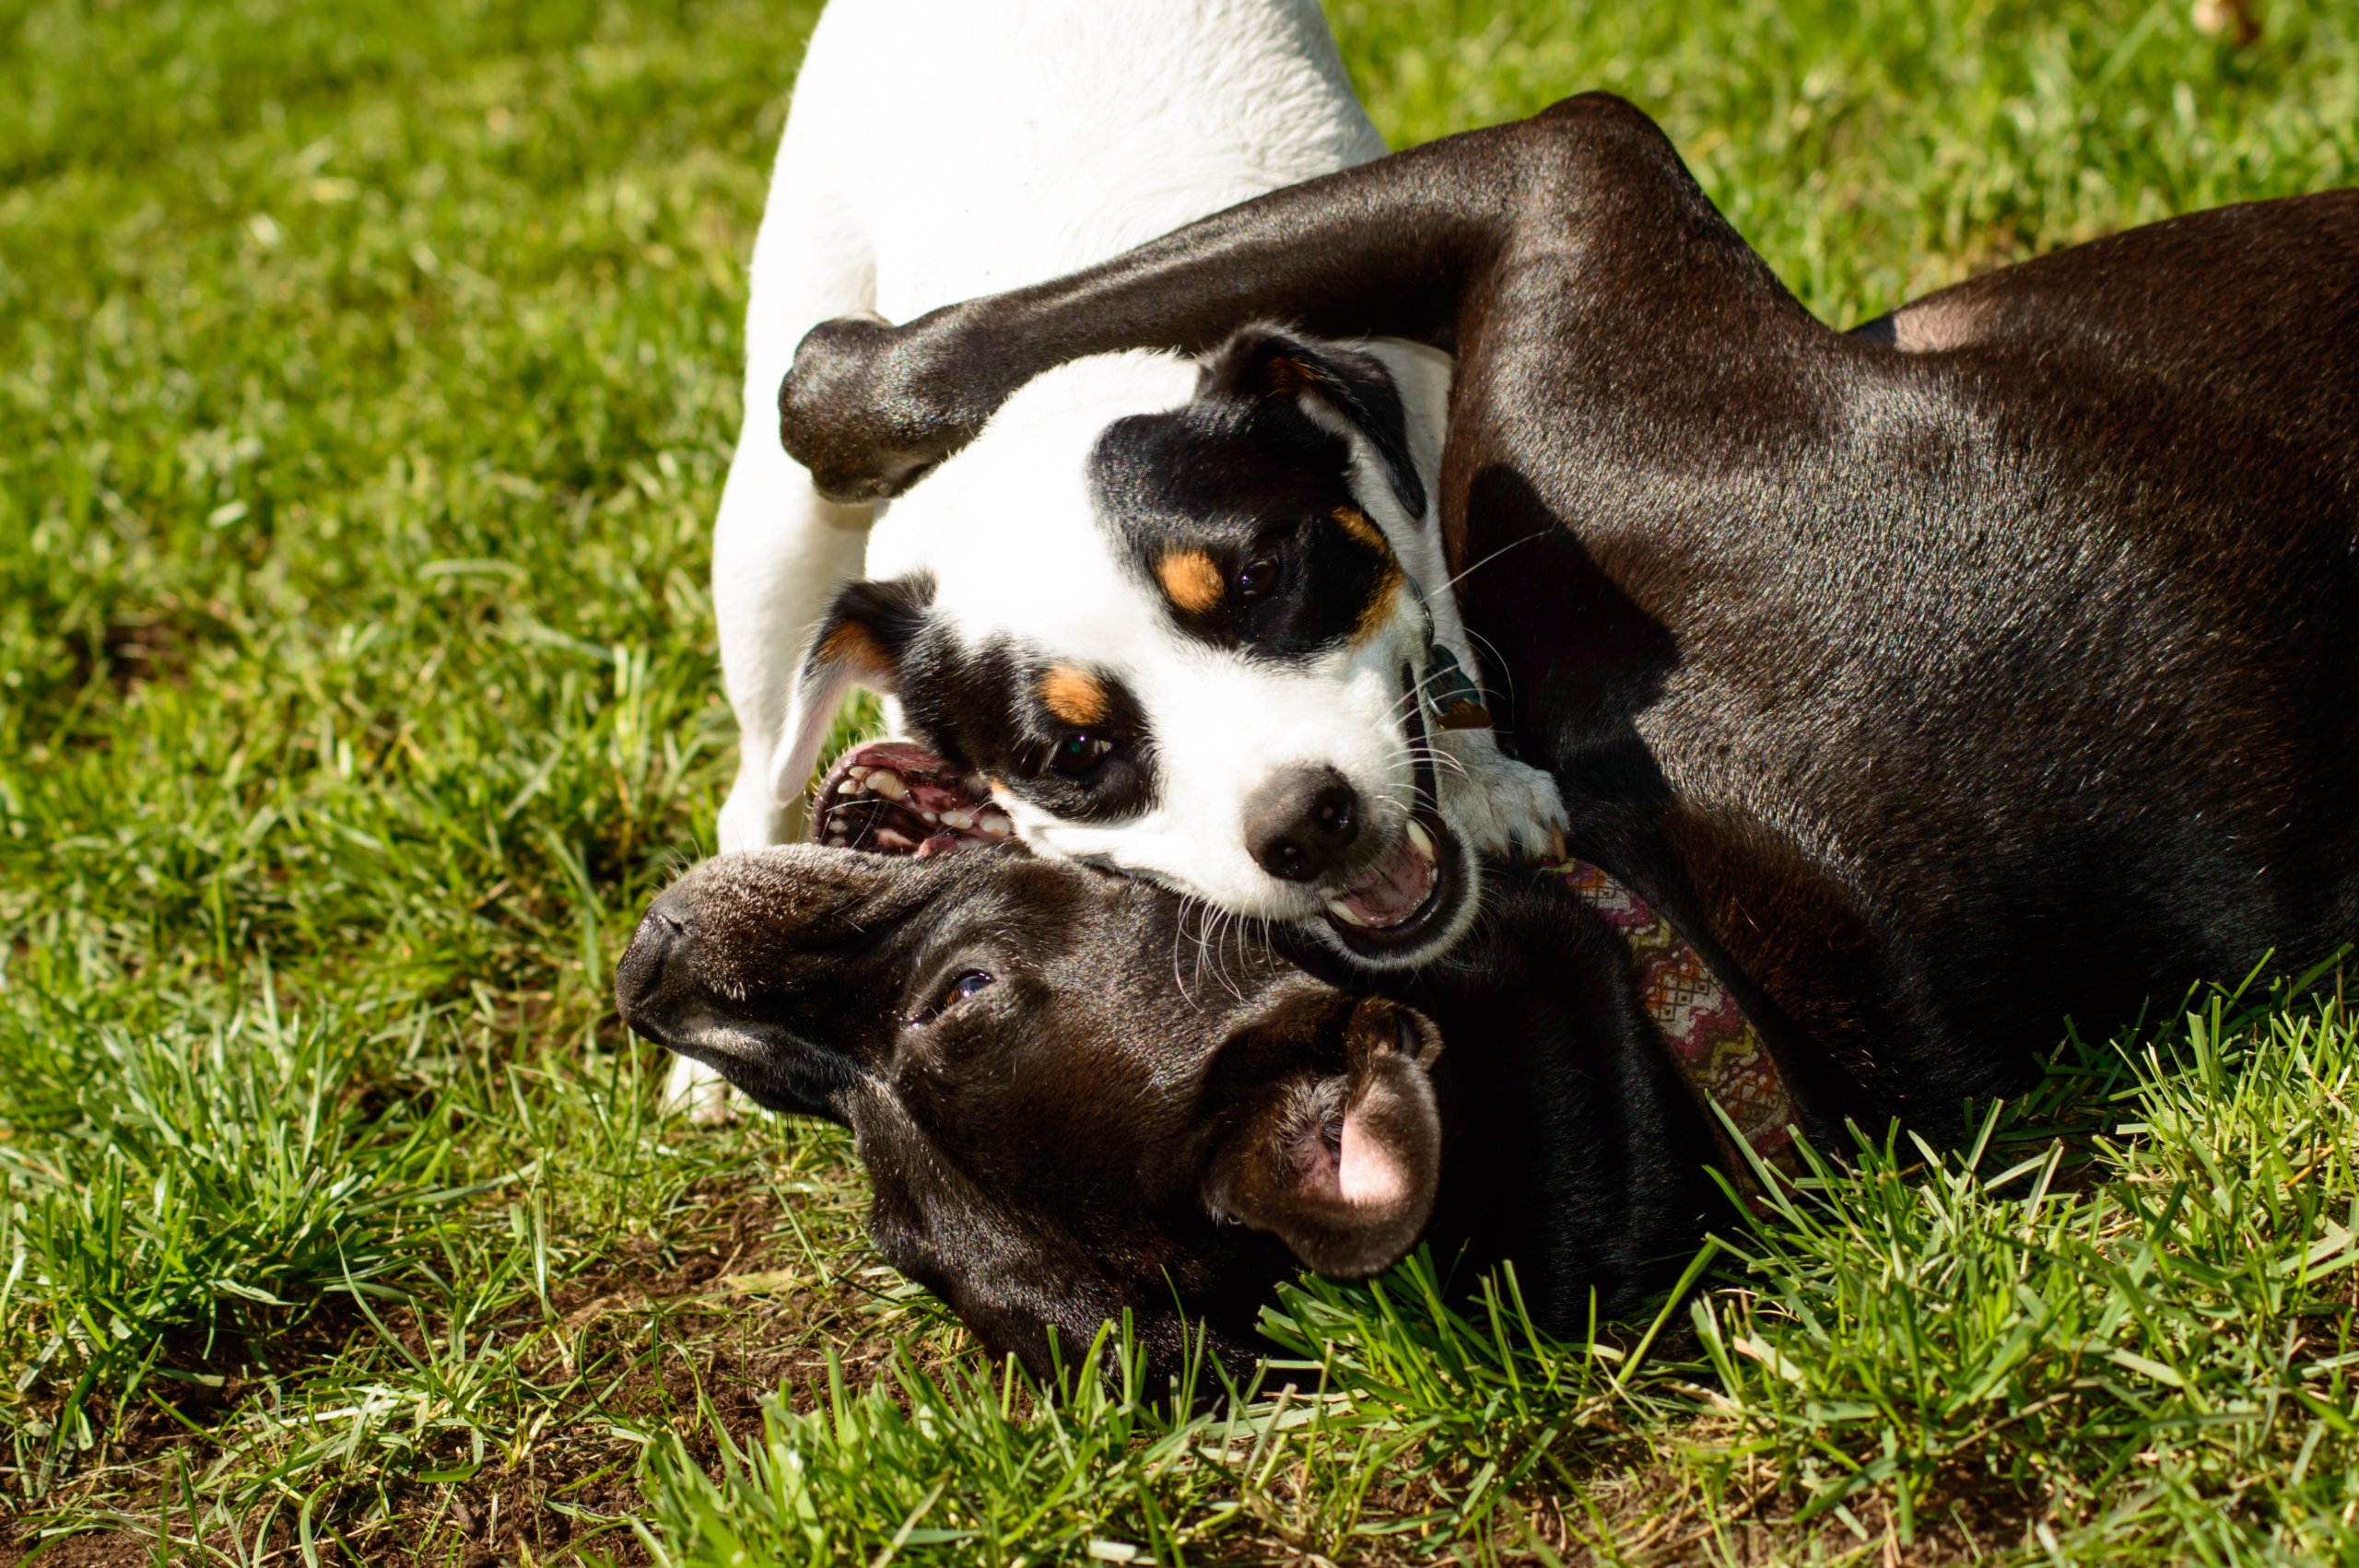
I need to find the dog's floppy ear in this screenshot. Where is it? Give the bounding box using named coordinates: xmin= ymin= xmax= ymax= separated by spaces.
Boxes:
xmin=1198 ymin=326 xmax=1427 ymax=520
xmin=1203 ymin=986 xmax=1444 ymax=1279
xmin=769 ymin=574 xmax=934 ymax=805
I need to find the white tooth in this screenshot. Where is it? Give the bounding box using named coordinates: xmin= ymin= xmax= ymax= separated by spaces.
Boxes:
xmin=1327 ymin=899 xmax=1371 ymax=928
xmin=867 ymin=768 xmax=908 ymax=801
xmin=846 ymin=765 xmax=871 ymax=781
xmin=827 ymin=833 xmax=849 ymax=847
xmin=939 ymin=808 xmax=973 ymax=831
xmin=1405 ymin=818 xmax=1437 ymax=863
xmin=979 ymin=812 xmax=1013 ymax=837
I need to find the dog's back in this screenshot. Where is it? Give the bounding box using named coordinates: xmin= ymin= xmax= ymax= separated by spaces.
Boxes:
xmin=784 ymin=0 xmax=1384 ymax=318
xmin=753 ymin=0 xmax=1383 ymax=380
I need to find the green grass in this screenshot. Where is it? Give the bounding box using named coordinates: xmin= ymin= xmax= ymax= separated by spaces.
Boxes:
xmin=3 ymin=0 xmax=2354 ymax=1560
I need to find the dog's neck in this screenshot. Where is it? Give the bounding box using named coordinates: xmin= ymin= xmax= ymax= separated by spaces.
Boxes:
xmin=1549 ymin=860 xmax=1798 ymax=1187
xmin=1374 ymin=867 xmax=1739 ymax=1325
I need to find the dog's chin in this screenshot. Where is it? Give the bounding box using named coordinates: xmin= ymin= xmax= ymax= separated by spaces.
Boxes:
xmin=1293 ymin=805 xmax=1477 ymax=972
xmin=630 ymin=1006 xmax=848 ymax=1119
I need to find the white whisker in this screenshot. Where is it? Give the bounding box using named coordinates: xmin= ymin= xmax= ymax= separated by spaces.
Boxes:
xmin=1462 ymin=626 xmax=1518 ymax=709
xmin=1443 ymin=529 xmax=1551 ymax=595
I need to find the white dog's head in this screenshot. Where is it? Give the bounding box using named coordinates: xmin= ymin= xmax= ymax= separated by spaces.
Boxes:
xmin=773 ymin=327 xmax=1558 ymax=973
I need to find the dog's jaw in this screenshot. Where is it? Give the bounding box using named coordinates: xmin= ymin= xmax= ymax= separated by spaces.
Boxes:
xmin=1003 ymin=651 xmax=1491 ymax=972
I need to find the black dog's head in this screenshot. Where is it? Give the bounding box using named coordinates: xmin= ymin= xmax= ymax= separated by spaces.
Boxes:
xmin=614 ymin=843 xmax=1444 ymax=1380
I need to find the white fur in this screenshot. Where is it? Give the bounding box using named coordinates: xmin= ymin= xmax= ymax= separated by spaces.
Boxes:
xmin=716 ymin=0 xmax=1384 ymax=858
xmin=686 ymin=0 xmax=1567 ymax=1117
xmin=689 ymin=0 xmax=1389 ymax=1117
xmin=858 ymin=351 xmax=1565 ymax=931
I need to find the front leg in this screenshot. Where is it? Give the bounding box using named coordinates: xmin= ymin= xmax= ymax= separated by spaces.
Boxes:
xmin=1435 ymin=725 xmax=1570 ymax=866
xmin=776 ymin=94 xmax=1803 ymax=510
xmin=774 ymin=100 xmax=1659 ymax=503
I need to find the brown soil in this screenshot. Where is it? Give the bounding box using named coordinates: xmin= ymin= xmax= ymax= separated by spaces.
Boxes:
xmin=63 ymin=596 xmax=231 ymax=696
xmin=3 ymin=1156 xmax=946 ymax=1566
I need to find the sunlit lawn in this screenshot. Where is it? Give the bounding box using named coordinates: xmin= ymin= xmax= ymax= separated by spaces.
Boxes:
xmin=4 ymin=0 xmax=2355 ymax=1560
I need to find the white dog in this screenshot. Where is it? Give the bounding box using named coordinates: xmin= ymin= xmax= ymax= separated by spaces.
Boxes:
xmin=681 ymin=0 xmax=1566 ymax=1116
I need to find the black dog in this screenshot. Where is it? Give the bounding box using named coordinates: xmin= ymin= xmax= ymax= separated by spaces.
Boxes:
xmin=616 ymin=839 xmax=1746 ymax=1381
xmin=777 ymin=95 xmax=2359 ymax=1131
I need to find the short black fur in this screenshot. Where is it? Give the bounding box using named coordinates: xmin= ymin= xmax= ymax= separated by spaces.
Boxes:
xmin=780 ymin=98 xmax=2359 ymax=1130
xmin=616 ymin=845 xmax=1722 ymax=1384
xmin=1092 ymin=328 xmax=1411 ymax=661
xmin=809 ymin=576 xmax=1165 ymax=827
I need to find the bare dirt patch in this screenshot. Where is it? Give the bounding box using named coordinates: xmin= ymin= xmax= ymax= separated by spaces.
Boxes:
xmin=4 ymin=1163 xmax=940 ymax=1566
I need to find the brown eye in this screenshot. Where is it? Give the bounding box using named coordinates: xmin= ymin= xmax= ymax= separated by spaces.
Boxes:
xmin=903 ymin=968 xmax=996 ymax=1029
xmin=1046 ymin=732 xmax=1115 ymax=778
xmin=944 ymin=970 xmax=995 ymax=1007
xmin=1235 ymin=555 xmax=1285 ymax=606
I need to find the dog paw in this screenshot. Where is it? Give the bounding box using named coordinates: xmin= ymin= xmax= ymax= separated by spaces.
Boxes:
xmin=663 ymin=1055 xmax=741 ymax=1127
xmin=778 ymin=311 xmax=989 ymax=503
xmin=1437 ymin=738 xmax=1568 ymax=866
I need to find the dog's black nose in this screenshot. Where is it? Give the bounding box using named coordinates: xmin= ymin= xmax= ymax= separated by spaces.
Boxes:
xmin=615 ymin=902 xmax=687 ymax=1027
xmin=1246 ymin=766 xmax=1361 ymax=883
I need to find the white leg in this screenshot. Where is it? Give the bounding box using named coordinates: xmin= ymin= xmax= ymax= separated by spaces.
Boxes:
xmin=672 ymin=74 xmax=877 ymax=1126
xmin=713 ymin=434 xmax=874 ymax=858
xmin=1434 ymin=725 xmax=1571 ymax=866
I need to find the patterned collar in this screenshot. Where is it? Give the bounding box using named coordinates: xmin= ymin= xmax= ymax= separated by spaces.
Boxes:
xmin=1551 ymin=860 xmax=1800 ymax=1194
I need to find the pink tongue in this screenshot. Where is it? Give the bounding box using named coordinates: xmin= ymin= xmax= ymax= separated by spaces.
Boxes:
xmin=1337 ymin=829 xmax=1438 ymax=929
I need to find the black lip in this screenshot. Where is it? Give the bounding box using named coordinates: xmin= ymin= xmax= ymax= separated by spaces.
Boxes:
xmin=1316 ymin=802 xmax=1463 ymax=960
xmin=1301 ymin=669 xmax=1474 ymax=964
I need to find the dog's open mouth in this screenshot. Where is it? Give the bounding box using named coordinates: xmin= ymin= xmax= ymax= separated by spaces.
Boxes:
xmin=1329 ymin=815 xmax=1442 ymax=930
xmin=1310 ymin=666 xmax=1472 ymax=963
xmin=1318 ymin=805 xmax=1461 ymax=958
xmin=813 ymin=740 xmax=1011 ymax=857
xmin=815 ymin=713 xmax=1472 ymax=965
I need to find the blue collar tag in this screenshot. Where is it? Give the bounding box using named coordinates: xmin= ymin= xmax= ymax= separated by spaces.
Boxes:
xmin=1424 ymin=640 xmax=1493 ymax=731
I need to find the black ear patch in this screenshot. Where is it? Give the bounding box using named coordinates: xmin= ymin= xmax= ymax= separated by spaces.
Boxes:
xmin=807 ymin=575 xmax=935 ymax=690
xmin=1197 ymin=327 xmax=1427 ymax=520
xmin=772 ymin=573 xmax=937 ymax=806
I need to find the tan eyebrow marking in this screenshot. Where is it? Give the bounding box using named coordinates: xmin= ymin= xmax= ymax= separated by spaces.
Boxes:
xmin=1039 ymin=664 xmax=1111 ymax=726
xmin=816 ymin=618 xmax=889 ymax=676
xmin=1265 ymin=353 xmax=1313 ymax=396
xmin=1336 ymin=508 xmax=1407 ymax=648
xmin=1156 ymin=548 xmax=1225 ymax=615
xmin=1332 ymin=505 xmax=1391 ymax=555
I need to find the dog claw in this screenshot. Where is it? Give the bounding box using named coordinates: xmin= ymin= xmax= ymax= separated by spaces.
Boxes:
xmin=1429 ymin=732 xmax=1568 ymax=868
